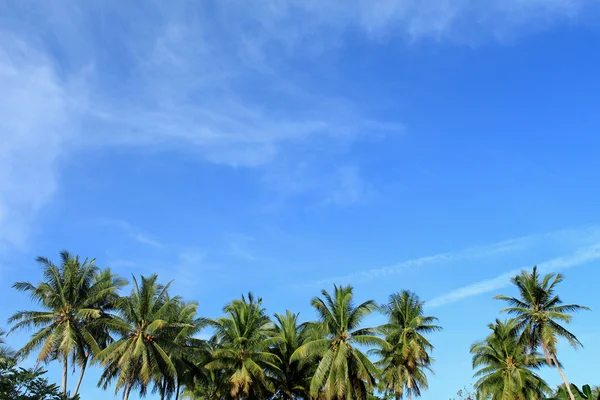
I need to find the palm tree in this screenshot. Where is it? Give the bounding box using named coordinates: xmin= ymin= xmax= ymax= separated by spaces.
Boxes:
xmin=375 ymin=291 xmax=441 ymax=399
xmin=471 ymin=319 xmax=550 ymax=400
xmin=205 ymin=293 xmax=279 ymax=399
xmin=180 ymin=338 xmax=233 ymax=400
xmin=292 ymin=285 xmax=385 ymax=400
xmin=74 ymin=267 xmax=126 ymax=396
xmin=495 ymin=266 xmax=589 ymax=400
xmin=8 ymin=251 xmax=126 ymax=397
xmin=0 ymin=329 xmax=15 ymax=365
xmin=95 ymin=274 xmax=188 ymax=400
xmin=269 ymin=310 xmax=314 ymax=399
xmin=156 ymin=300 xmax=207 ymax=400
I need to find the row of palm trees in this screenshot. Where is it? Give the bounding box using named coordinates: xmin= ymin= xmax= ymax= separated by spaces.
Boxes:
xmin=6 ymin=251 xmax=441 ymax=400
xmin=6 ymin=252 xmax=589 ymax=400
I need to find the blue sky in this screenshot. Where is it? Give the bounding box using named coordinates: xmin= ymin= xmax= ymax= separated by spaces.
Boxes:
xmin=1 ymin=1 xmax=600 ymax=399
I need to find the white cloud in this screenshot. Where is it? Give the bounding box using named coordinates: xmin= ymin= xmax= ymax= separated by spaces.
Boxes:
xmin=0 ymin=37 xmax=77 ymax=248
xmin=95 ymin=218 xmax=162 ymax=248
xmin=305 ymin=225 xmax=600 ymax=288
xmin=321 ymin=166 xmax=371 ymax=206
xmin=306 ymin=231 xmax=536 ymax=287
xmin=207 ymin=0 xmax=597 ymax=46
xmin=427 ymin=241 xmax=600 ymax=308
xmin=2 ymin=0 xmax=598 ymax=248
xmin=226 ymin=233 xmax=260 ymax=262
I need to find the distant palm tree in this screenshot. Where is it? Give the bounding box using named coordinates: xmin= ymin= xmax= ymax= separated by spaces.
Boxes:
xmin=375 ymin=291 xmax=441 ymax=399
xmin=495 ymin=267 xmax=589 ymax=400
xmin=8 ymin=251 xmax=126 ymax=397
xmin=292 ymin=285 xmax=385 ymax=400
xmin=269 ymin=310 xmax=314 ymax=399
xmin=0 ymin=329 xmax=15 ymax=364
xmin=206 ymin=293 xmax=279 ymax=399
xmin=96 ymin=274 xmax=188 ymax=400
xmin=471 ymin=319 xmax=550 ymax=400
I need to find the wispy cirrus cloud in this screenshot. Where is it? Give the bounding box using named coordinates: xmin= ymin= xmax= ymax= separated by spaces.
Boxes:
xmin=226 ymin=233 xmax=260 ymax=262
xmin=320 ymin=166 xmax=373 ymax=206
xmin=0 ymin=37 xmax=78 ymax=248
xmin=304 ymin=225 xmax=600 ymax=288
xmin=305 ymin=232 xmax=536 ymax=288
xmin=95 ymin=218 xmax=162 ymax=248
xmin=2 ymin=0 xmax=599 ymax=247
xmin=427 ymin=241 xmax=600 ymax=308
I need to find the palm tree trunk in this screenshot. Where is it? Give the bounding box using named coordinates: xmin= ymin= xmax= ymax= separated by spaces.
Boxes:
xmin=62 ymin=354 xmax=68 ymax=396
xmin=73 ymin=356 xmax=88 ymax=396
xmin=551 ymin=353 xmax=576 ymax=400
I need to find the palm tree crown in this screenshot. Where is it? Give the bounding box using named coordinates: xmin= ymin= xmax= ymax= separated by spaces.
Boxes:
xmin=206 ymin=293 xmax=279 ymax=399
xmin=471 ymin=319 xmax=550 ymax=400
xmin=96 ymin=274 xmax=187 ymax=400
xmin=292 ymin=285 xmax=385 ymax=400
xmin=375 ymin=290 xmax=441 ymax=399
xmin=269 ymin=310 xmax=314 ymax=400
xmin=0 ymin=329 xmax=15 ymax=365
xmin=8 ymin=251 xmax=126 ymax=397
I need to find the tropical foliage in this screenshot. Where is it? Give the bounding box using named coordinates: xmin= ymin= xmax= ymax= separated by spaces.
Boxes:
xmin=548 ymin=384 xmax=600 ymax=400
xmin=8 ymin=251 xmax=125 ymax=397
xmin=292 ymin=285 xmax=385 ymax=400
xmin=206 ymin=293 xmax=278 ymax=399
xmin=494 ymin=267 xmax=589 ymax=400
xmin=0 ymin=330 xmax=78 ymax=400
xmin=269 ymin=311 xmax=314 ymax=399
xmin=95 ymin=274 xmax=190 ymax=400
xmin=5 ymin=253 xmax=593 ymax=400
xmin=471 ymin=319 xmax=550 ymax=400
xmin=0 ymin=362 xmax=66 ymax=400
xmin=375 ymin=290 xmax=441 ymax=399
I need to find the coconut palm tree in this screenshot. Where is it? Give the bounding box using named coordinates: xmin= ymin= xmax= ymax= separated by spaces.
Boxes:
xmin=74 ymin=267 xmax=126 ymax=396
xmin=0 ymin=329 xmax=15 ymax=365
xmin=8 ymin=251 xmax=126 ymax=397
xmin=269 ymin=310 xmax=315 ymax=399
xmin=292 ymin=285 xmax=385 ymax=400
xmin=154 ymin=300 xmax=207 ymax=400
xmin=206 ymin=293 xmax=280 ymax=399
xmin=375 ymin=291 xmax=441 ymax=399
xmin=471 ymin=319 xmax=550 ymax=400
xmin=95 ymin=274 xmax=188 ymax=400
xmin=180 ymin=338 xmax=233 ymax=400
xmin=495 ymin=266 xmax=589 ymax=400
